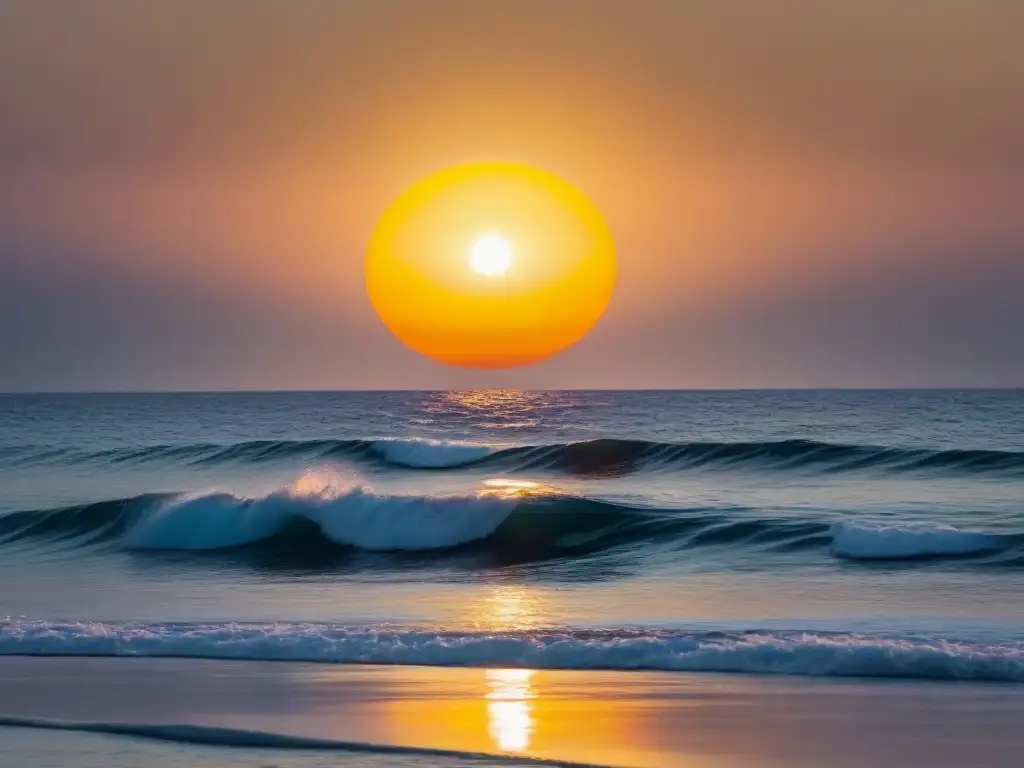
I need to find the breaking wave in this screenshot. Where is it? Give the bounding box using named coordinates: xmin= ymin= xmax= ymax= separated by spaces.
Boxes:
xmin=0 ymin=474 xmax=1019 ymax=566
xmin=0 ymin=481 xmax=779 ymax=562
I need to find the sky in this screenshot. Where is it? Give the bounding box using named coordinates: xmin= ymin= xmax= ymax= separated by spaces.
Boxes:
xmin=1 ymin=0 xmax=1022 ymax=391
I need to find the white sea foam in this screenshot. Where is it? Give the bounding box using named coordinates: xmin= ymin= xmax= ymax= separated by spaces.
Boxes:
xmin=830 ymin=521 xmax=998 ymax=560
xmin=2 ymin=619 xmax=1023 ymax=682
xmin=371 ymin=438 xmax=493 ymax=468
xmin=122 ymin=472 xmax=516 ymax=551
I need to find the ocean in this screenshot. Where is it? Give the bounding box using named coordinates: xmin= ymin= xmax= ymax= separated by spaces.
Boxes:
xmin=2 ymin=389 xmax=1024 ymax=766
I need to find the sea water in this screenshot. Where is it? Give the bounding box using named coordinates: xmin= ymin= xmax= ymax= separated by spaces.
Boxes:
xmin=1 ymin=390 xmax=1023 ymax=762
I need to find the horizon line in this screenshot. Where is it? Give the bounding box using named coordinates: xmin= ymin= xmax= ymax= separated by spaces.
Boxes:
xmin=2 ymin=386 xmax=1022 ymax=396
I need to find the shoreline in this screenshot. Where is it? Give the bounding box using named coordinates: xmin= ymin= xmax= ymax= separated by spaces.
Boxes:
xmin=2 ymin=657 xmax=1024 ymax=767
xmin=0 ymin=715 xmax=601 ymax=768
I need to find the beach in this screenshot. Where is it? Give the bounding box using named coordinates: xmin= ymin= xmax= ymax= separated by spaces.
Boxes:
xmin=3 ymin=657 xmax=1024 ymax=767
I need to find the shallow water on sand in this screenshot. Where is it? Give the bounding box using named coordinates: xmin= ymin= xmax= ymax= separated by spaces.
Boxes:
xmin=0 ymin=728 xmax=535 ymax=768
xmin=3 ymin=658 xmax=1024 ymax=768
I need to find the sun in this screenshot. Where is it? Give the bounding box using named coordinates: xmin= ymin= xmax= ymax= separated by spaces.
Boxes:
xmin=366 ymin=161 xmax=616 ymax=368
xmin=470 ymin=234 xmax=514 ymax=277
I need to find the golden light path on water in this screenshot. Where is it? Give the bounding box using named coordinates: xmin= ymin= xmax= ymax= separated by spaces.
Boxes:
xmin=481 ymin=586 xmax=540 ymax=753
xmin=355 ymin=389 xmax=564 ymax=754
xmin=476 ymin=582 xmax=550 ymax=630
xmin=476 ymin=585 xmax=544 ymax=753
xmin=280 ymin=482 xmax=677 ymax=764
xmin=426 ymin=389 xmax=548 ymax=430
xmin=486 ymin=668 xmax=537 ymax=752
xmin=467 ymin=449 xmax=548 ymax=752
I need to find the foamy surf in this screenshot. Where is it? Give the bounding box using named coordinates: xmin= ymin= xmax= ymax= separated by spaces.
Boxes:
xmin=3 ymin=619 xmax=1023 ymax=682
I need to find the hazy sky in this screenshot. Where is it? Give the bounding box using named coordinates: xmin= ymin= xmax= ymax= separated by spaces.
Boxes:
xmin=1 ymin=0 xmax=1022 ymax=390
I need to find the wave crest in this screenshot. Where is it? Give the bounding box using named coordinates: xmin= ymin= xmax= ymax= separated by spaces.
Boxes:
xmin=1 ymin=477 xmax=1019 ymax=566
xmin=123 ymin=473 xmax=518 ymax=552
xmin=370 ymin=438 xmax=494 ymax=468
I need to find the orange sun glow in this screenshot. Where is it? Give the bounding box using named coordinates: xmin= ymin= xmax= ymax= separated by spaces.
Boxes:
xmin=366 ymin=162 xmax=616 ymax=368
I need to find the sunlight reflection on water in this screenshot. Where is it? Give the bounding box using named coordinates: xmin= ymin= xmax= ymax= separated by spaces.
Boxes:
xmin=485 ymin=668 xmax=535 ymax=753
xmin=479 ymin=585 xmax=549 ymax=630
xmin=424 ymin=389 xmax=554 ymax=430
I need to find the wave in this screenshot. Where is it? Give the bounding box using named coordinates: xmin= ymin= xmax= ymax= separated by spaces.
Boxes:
xmin=0 ymin=478 xmax=521 ymax=554
xmin=6 ymin=436 xmax=1024 ymax=478
xmin=0 ymin=476 xmax=1018 ymax=565
xmin=0 ymin=716 xmax=596 ymax=766
xmin=831 ymin=521 xmax=1000 ymax=560
xmin=3 ymin=619 xmax=1024 ymax=683
xmin=123 ymin=482 xmax=517 ymax=552
xmin=371 ymin=438 xmax=495 ymax=468
xmin=0 ymin=477 xmax=673 ymax=559
xmin=504 ymin=438 xmax=1024 ymax=477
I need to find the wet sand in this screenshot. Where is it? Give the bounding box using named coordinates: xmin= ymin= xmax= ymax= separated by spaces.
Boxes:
xmin=1 ymin=657 xmax=1023 ymax=767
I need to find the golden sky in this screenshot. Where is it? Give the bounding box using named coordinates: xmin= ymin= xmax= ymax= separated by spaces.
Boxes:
xmin=1 ymin=0 xmax=1022 ymax=389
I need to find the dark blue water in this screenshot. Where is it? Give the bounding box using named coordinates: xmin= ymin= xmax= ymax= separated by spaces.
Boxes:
xmin=2 ymin=390 xmax=1024 ymax=681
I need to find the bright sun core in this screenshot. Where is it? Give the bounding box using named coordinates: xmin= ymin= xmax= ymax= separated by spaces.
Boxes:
xmin=470 ymin=234 xmax=514 ymax=277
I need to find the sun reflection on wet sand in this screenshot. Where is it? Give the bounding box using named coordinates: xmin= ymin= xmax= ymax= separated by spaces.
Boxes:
xmin=485 ymin=668 xmax=536 ymax=752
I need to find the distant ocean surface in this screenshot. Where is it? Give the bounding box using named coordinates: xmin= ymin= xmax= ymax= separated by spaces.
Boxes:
xmin=3 ymin=389 xmax=1024 ymax=685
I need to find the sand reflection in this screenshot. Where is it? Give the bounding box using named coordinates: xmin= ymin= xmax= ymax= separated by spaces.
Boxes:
xmin=485 ymin=668 xmax=536 ymax=752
